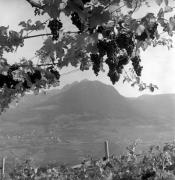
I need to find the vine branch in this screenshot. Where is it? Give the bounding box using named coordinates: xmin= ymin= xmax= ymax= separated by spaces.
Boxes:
xmin=26 ymin=0 xmax=44 ymax=9
xmin=23 ymin=33 xmax=52 ymax=39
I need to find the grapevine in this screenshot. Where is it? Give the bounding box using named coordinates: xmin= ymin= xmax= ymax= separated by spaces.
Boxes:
xmin=131 ymin=56 xmax=143 ymax=76
xmin=0 ymin=61 xmax=61 ymax=113
xmin=0 ymin=0 xmax=173 ymax=113
xmin=48 ymin=19 xmax=63 ymax=40
xmin=90 ymin=53 xmax=101 ymax=76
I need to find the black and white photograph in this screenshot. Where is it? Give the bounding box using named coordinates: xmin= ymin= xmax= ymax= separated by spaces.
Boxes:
xmin=0 ymin=0 xmax=175 ymax=179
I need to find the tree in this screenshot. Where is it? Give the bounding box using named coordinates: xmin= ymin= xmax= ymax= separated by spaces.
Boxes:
xmin=0 ymin=0 xmax=174 ymax=113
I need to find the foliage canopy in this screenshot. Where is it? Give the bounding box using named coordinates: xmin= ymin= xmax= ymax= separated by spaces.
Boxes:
xmin=0 ymin=0 xmax=175 ymax=113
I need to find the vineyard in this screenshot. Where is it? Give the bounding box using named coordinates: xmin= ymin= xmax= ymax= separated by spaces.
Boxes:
xmin=1 ymin=141 xmax=175 ymax=179
xmin=1 ymin=0 xmax=175 ymax=179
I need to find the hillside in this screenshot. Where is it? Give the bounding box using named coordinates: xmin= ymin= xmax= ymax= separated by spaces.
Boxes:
xmin=0 ymin=80 xmax=175 ymax=165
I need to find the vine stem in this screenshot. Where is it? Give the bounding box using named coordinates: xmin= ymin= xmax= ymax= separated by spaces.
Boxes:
xmin=23 ymin=33 xmax=52 ymax=39
xmin=26 ymin=0 xmax=44 ymax=9
xmin=23 ymin=31 xmax=79 ymax=40
xmin=111 ymin=4 xmax=126 ymax=14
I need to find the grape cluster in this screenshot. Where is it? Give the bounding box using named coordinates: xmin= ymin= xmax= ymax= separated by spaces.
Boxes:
xmin=71 ymin=12 xmax=84 ymax=33
xmin=107 ymin=69 xmax=120 ymax=85
xmin=0 ymin=74 xmax=19 ymax=89
xmin=95 ymin=34 xmax=132 ymax=84
xmin=131 ymin=56 xmax=143 ymax=76
xmin=96 ymin=26 xmax=104 ymax=33
xmin=81 ymin=0 xmax=91 ymax=4
xmin=135 ymin=23 xmax=158 ymax=41
xmin=135 ymin=32 xmax=147 ymax=41
xmin=49 ymin=68 xmax=60 ymax=80
xmin=48 ymin=19 xmax=63 ymax=41
xmin=117 ymin=55 xmax=129 ymax=73
xmin=0 ymin=64 xmax=20 ymax=89
xmin=115 ymin=32 xmax=134 ymax=56
xmin=90 ymin=54 xmax=101 ymax=76
xmin=27 ymin=70 xmax=42 ymax=84
xmin=141 ymin=170 xmax=156 ymax=180
xmin=105 ymin=55 xmax=129 ymax=84
xmin=0 ymin=63 xmax=61 ymax=91
xmin=148 ymin=23 xmax=158 ymax=39
xmin=97 ymin=40 xmax=108 ymax=57
xmin=106 ymin=40 xmax=119 ymax=58
xmin=21 ymin=70 xmax=42 ymax=89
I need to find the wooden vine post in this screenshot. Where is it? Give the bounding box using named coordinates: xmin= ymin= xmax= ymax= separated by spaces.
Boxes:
xmin=1 ymin=157 xmax=5 ymax=179
xmin=104 ymin=140 xmax=110 ymax=160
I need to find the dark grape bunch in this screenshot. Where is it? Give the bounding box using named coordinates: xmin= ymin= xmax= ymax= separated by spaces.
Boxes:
xmin=117 ymin=55 xmax=129 ymax=73
xmin=49 ymin=67 xmax=60 ymax=80
xmin=0 ymin=64 xmax=61 ymax=91
xmin=106 ymin=40 xmax=119 ymax=58
xmin=148 ymin=23 xmax=158 ymax=39
xmin=105 ymin=55 xmax=129 ymax=84
xmin=81 ymin=0 xmax=91 ymax=4
xmin=48 ymin=19 xmax=63 ymax=41
xmin=115 ymin=32 xmax=134 ymax=56
xmin=0 ymin=64 xmax=20 ymax=89
xmin=0 ymin=74 xmax=19 ymax=89
xmin=71 ymin=12 xmax=84 ymax=33
xmin=96 ymin=36 xmax=131 ymax=84
xmin=135 ymin=23 xmax=158 ymax=41
xmin=131 ymin=56 xmax=143 ymax=76
xmin=97 ymin=40 xmax=108 ymax=57
xmin=90 ymin=54 xmax=101 ymax=76
xmin=108 ymin=69 xmax=120 ymax=85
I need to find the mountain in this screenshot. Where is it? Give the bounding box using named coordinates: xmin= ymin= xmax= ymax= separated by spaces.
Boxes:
xmin=0 ymin=80 xmax=175 ymax=165
xmin=38 ymin=80 xmax=130 ymax=118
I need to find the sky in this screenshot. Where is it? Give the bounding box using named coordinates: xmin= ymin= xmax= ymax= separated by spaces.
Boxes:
xmin=0 ymin=0 xmax=175 ymax=97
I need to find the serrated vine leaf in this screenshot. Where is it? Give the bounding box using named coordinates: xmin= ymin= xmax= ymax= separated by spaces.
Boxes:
xmin=64 ymin=0 xmax=86 ymax=19
xmin=19 ymin=20 xmax=45 ymax=32
xmin=42 ymin=0 xmax=62 ymax=18
xmin=123 ymin=0 xmax=133 ymax=8
xmin=164 ymin=0 xmax=169 ymax=6
xmin=88 ymin=6 xmax=111 ymax=28
xmin=164 ymin=5 xmax=173 ymax=13
xmin=36 ymin=37 xmax=55 ymax=62
xmin=157 ymin=8 xmax=164 ymax=19
xmin=155 ymin=0 xmax=163 ymax=6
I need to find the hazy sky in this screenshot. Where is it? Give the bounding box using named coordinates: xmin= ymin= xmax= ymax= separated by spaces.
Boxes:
xmin=0 ymin=0 xmax=175 ymax=97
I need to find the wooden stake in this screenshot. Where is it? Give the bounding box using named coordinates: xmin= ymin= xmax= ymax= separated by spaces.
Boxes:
xmin=104 ymin=140 xmax=109 ymax=160
xmin=2 ymin=157 xmax=5 ymax=179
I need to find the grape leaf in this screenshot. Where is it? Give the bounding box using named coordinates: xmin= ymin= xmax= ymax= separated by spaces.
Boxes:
xmin=88 ymin=6 xmax=111 ymax=28
xmin=64 ymin=0 xmax=86 ymax=20
xmin=123 ymin=0 xmax=133 ymax=8
xmin=157 ymin=8 xmax=164 ymax=19
xmin=42 ymin=0 xmax=62 ymax=18
xmin=164 ymin=0 xmax=169 ymax=6
xmin=0 ymin=26 xmax=8 ymax=36
xmin=19 ymin=20 xmax=45 ymax=32
xmin=164 ymin=6 xmax=173 ymax=13
xmin=55 ymin=42 xmax=65 ymax=59
xmin=155 ymin=0 xmax=163 ymax=6
xmin=8 ymin=31 xmax=24 ymax=49
xmin=36 ymin=37 xmax=55 ymax=62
